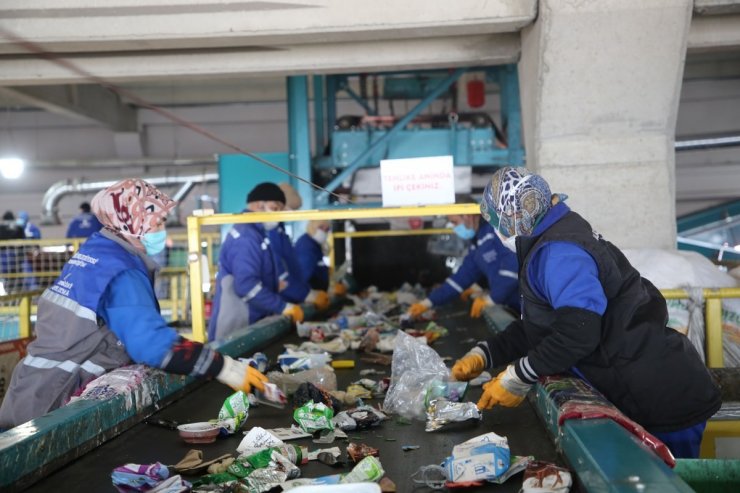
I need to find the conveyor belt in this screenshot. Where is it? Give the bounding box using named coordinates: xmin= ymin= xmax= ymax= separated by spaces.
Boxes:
xmin=25 ymin=305 xmax=563 ymax=492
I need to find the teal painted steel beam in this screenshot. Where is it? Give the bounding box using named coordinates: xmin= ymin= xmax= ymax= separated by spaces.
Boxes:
xmin=498 ymin=64 xmax=524 ymax=166
xmin=0 ymin=308 xmax=316 ymax=491
xmin=342 ymin=83 xmax=376 ymax=116
xmin=677 ymin=199 xmax=740 ymax=234
xmin=313 ymin=75 xmax=326 ymax=158
xmin=326 ymin=76 xmax=338 ymax=141
xmin=315 ymin=67 xmax=466 ymax=204
xmin=287 ymin=76 xmax=313 ymax=211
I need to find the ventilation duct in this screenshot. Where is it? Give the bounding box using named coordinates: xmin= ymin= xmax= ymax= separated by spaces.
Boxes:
xmin=41 ymin=173 xmax=219 ymax=226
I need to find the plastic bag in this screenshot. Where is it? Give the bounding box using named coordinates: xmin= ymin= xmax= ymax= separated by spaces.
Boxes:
xmin=268 ymin=366 xmax=337 ymax=396
xmin=383 ymin=331 xmax=449 ymax=420
xmin=685 ymin=286 xmax=706 ymax=363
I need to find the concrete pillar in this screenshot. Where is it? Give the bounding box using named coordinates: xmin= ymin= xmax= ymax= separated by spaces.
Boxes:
xmin=518 ymin=0 xmax=692 ymax=249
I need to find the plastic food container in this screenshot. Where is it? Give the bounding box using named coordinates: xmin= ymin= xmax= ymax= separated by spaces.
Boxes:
xmin=177 ymin=422 xmax=220 ymax=444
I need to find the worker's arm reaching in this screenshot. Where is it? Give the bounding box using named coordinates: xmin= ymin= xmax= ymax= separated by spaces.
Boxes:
xmin=454 ymin=241 xmax=607 ymax=409
xmin=99 ymin=270 xmax=267 ymax=393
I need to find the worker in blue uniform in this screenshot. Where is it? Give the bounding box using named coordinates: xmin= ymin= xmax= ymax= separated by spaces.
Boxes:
xmin=208 ymin=182 xmax=305 ymax=341
xmin=0 ymin=179 xmax=268 ymax=428
xmin=16 ymin=211 xmax=41 ymax=239
xmin=295 ymin=220 xmax=331 ymax=291
xmin=66 ymin=202 xmax=103 ymax=238
xmin=269 ymin=183 xmax=330 ymax=312
xmin=407 ymin=207 xmax=519 ymax=319
xmin=452 ymin=166 xmax=721 ymax=459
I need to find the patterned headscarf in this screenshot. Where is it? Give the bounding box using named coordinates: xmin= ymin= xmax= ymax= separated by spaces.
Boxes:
xmin=481 ymin=166 xmax=552 ymax=237
xmin=91 ymin=178 xmax=176 ymax=251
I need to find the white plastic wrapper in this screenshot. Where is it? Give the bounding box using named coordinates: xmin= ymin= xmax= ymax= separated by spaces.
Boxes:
xmin=383 ymin=331 xmax=450 ymax=420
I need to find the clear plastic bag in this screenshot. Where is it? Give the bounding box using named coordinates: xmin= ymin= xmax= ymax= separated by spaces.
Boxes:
xmin=382 ymin=331 xmax=449 ymax=420
xmin=267 ymin=366 xmax=337 ymax=396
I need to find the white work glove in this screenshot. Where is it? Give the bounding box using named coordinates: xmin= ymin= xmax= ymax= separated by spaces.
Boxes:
xmin=216 ymin=355 xmax=268 ymax=394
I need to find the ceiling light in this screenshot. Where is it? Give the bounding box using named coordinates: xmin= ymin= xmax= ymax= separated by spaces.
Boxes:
xmin=0 ymin=158 xmax=24 ymax=179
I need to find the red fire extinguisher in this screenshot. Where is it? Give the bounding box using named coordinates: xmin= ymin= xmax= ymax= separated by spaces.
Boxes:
xmin=466 ymin=79 xmax=485 ymax=108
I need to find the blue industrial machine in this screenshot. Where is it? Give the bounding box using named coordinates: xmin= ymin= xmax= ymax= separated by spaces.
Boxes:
xmin=219 ymin=64 xmax=525 ymax=213
xmin=311 ymin=66 xmax=524 ymax=205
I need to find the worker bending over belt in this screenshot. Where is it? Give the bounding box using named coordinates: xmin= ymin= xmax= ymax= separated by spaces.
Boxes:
xmin=0 ymin=179 xmax=267 ymax=429
xmin=453 ymin=166 xmax=721 ymax=458
xmin=408 ymin=200 xmax=519 ymax=319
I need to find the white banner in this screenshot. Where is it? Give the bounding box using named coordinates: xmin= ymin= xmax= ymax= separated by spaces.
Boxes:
xmin=379 ymin=155 xmax=455 ymax=206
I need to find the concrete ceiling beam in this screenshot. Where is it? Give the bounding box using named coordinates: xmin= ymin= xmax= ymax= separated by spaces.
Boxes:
xmin=694 ymin=0 xmax=740 ymax=16
xmin=688 ymin=14 xmax=740 ymax=51
xmin=0 ymin=0 xmax=536 ymax=54
xmin=0 ymin=84 xmax=137 ymax=131
xmin=0 ymin=34 xmax=520 ymax=86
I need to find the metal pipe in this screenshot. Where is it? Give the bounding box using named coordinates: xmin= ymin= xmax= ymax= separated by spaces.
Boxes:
xmin=675 ymin=134 xmax=740 ymax=151
xmin=32 ymin=156 xmax=217 ymax=170
xmin=41 ymin=173 xmax=219 ymax=225
xmin=316 ymin=68 xmax=466 ymax=203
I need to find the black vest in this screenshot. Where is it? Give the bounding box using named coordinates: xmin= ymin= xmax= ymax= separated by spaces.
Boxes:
xmin=518 ymin=211 xmax=721 ymax=431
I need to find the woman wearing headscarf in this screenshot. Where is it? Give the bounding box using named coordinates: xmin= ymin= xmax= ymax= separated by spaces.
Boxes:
xmin=0 ymin=179 xmax=267 ymax=429
xmin=452 ymin=167 xmax=721 ymax=458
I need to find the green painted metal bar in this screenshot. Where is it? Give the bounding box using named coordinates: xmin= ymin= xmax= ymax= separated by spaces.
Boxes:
xmin=315 ymin=67 xmax=466 ymax=204
xmin=313 ymin=75 xmax=326 ymax=157
xmin=561 ymin=420 xmax=695 ymax=492
xmin=0 ymin=305 xmax=318 ymax=491
xmin=674 ymin=459 xmax=740 ymax=493
xmin=287 ymin=75 xmax=313 ymax=212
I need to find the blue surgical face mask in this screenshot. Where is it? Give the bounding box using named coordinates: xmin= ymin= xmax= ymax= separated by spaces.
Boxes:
xmin=142 ymin=230 xmax=167 ymax=256
xmin=453 ymin=223 xmax=476 ymax=240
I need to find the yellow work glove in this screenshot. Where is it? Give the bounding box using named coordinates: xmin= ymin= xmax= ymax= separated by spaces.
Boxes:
xmin=470 ymin=294 xmax=494 ymax=318
xmin=216 ymin=356 xmax=268 ymax=393
xmin=305 ymin=290 xmax=330 ymax=311
xmin=460 ymin=284 xmax=482 ymax=302
xmin=460 ymin=288 xmax=475 ymax=302
xmin=477 ymin=365 xmax=532 ymax=410
xmin=313 ymin=290 xmax=330 ymax=311
xmin=333 ymin=282 xmax=348 ymax=297
xmin=451 ymin=347 xmax=487 ymax=381
xmin=282 ymin=303 xmax=305 ymax=323
xmin=407 ymin=298 xmax=433 ymax=319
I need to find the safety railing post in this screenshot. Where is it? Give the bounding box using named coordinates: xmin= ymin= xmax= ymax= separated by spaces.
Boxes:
xmin=705 ymin=297 xmax=724 ymax=368
xmin=328 ymin=231 xmax=335 ymax=278
xmin=171 ymin=274 xmax=180 ymax=323
xmin=187 ymin=216 xmax=206 ymax=342
xmin=18 ymin=294 xmax=32 ymax=338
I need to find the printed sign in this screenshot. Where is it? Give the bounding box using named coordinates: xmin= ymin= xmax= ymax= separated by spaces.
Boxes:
xmin=380 ymin=156 xmax=455 ymax=206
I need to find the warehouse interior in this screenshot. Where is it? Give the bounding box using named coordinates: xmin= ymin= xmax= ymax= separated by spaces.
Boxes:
xmin=0 ymin=1 xmax=740 ymax=492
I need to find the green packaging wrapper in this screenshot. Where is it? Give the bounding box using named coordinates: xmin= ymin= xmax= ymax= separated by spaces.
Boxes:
xmin=217 ymin=391 xmax=250 ymax=434
xmin=341 ymin=456 xmax=385 ymax=483
xmin=293 ymin=400 xmax=334 ymax=433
